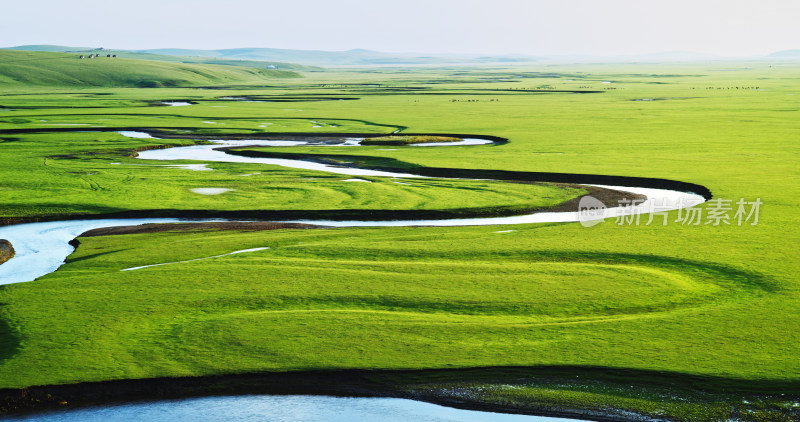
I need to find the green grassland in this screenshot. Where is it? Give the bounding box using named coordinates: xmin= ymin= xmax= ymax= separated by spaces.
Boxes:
xmin=360 ymin=135 xmax=463 ymax=145
xmin=0 ymin=132 xmax=580 ymax=221
xmin=105 ymin=51 xmax=321 ymax=72
xmin=0 ymin=50 xmax=300 ymax=88
xmin=1 ymin=55 xmax=799 ymax=420
xmin=5 ymin=45 xmax=322 ymax=69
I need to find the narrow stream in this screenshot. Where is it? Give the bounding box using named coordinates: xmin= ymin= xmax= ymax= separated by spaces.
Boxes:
xmin=136 ymin=136 xmax=706 ymax=227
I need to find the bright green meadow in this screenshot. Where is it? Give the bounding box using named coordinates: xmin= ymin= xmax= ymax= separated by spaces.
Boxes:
xmin=0 ymin=50 xmax=798 ymax=420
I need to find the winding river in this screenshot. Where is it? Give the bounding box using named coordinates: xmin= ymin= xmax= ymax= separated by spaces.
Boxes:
xmin=0 ymin=131 xmax=707 ymax=420
xmin=0 ymin=131 xmax=706 ymax=285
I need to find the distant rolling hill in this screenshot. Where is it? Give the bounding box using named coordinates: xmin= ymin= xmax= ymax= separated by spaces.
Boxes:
xmin=4 ymin=45 xmax=320 ymax=71
xmin=110 ymin=52 xmax=321 ymax=72
xmin=768 ymin=49 xmax=800 ymax=58
xmin=135 ymin=47 xmax=535 ymax=65
xmin=14 ymin=44 xmax=786 ymax=66
xmin=4 ymin=44 xmax=94 ymax=53
xmin=0 ymin=50 xmax=302 ymax=88
xmin=3 ymin=44 xmax=536 ymax=66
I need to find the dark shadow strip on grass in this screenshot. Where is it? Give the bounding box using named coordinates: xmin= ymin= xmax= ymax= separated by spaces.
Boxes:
xmin=148 ymin=130 xmax=505 ymax=143
xmin=0 ymin=116 xmax=408 ymax=133
xmin=223 ymin=148 xmax=713 ymax=200
xmin=214 ymin=96 xmax=361 ymax=102
xmin=528 ymin=251 xmax=776 ymax=293
xmin=0 ymin=303 xmax=21 ymax=365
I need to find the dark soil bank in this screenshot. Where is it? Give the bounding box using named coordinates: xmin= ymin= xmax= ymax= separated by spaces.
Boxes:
xmin=79 ymin=222 xmax=321 ymax=237
xmin=224 ymin=148 xmax=713 ymax=200
xmin=3 ymin=366 xmax=798 ymax=421
xmin=0 ymin=240 xmax=14 ymax=265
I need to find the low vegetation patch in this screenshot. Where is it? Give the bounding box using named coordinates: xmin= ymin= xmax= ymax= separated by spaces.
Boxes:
xmin=0 ymin=50 xmax=302 ymax=88
xmin=0 ymin=239 xmax=14 ymax=265
xmin=361 ymin=135 xmax=462 ymax=145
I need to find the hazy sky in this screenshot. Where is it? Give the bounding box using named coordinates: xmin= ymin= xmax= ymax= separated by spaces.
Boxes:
xmin=2 ymin=0 xmax=798 ymax=56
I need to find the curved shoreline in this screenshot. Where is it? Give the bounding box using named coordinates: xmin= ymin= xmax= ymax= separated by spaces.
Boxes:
xmin=3 ymin=366 xmax=796 ymax=420
xmin=0 ymin=184 xmax=638 ymax=228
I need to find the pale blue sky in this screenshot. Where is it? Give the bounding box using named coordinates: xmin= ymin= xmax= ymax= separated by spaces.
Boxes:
xmin=2 ymin=0 xmax=798 ymax=56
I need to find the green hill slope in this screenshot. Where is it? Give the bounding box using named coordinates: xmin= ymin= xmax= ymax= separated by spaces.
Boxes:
xmin=0 ymin=50 xmax=301 ymax=88
xmin=138 ymin=47 xmax=534 ymax=65
xmin=768 ymin=49 xmax=800 ymax=58
xmin=3 ymin=45 xmax=320 ymax=71
xmin=4 ymin=44 xmax=534 ymax=66
xmin=3 ymin=44 xmax=93 ymax=52
xmin=110 ymin=51 xmax=321 ymax=71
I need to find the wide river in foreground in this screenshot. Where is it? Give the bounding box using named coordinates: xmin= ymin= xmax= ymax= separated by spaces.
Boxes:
xmin=7 ymin=395 xmax=580 ymax=422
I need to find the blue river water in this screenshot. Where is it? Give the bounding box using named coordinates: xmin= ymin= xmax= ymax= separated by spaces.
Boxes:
xmin=7 ymin=395 xmax=582 ymax=422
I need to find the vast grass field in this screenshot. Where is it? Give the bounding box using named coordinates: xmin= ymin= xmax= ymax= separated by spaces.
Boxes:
xmin=0 ymin=53 xmax=799 ymax=420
